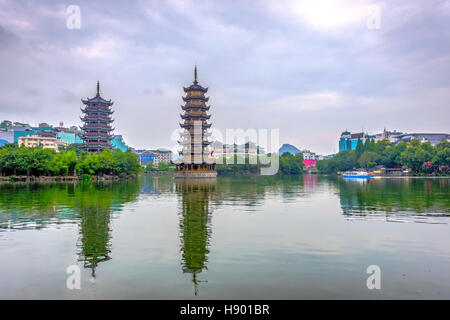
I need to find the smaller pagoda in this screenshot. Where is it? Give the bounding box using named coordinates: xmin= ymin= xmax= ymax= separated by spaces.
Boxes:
xmin=80 ymin=81 xmax=114 ymax=152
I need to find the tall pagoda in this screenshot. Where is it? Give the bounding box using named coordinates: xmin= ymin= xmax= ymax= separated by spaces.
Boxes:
xmin=80 ymin=81 xmax=114 ymax=152
xmin=175 ymin=66 xmax=217 ymax=178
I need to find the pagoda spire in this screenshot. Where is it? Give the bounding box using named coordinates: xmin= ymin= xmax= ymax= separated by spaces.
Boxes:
xmin=96 ymin=80 xmax=100 ymax=97
xmin=194 ymin=65 xmax=198 ymax=84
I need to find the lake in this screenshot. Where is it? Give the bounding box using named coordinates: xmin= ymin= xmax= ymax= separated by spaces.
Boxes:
xmin=0 ymin=175 xmax=449 ymax=299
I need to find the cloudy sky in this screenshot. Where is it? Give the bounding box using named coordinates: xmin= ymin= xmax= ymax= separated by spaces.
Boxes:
xmin=0 ymin=0 xmax=449 ymax=154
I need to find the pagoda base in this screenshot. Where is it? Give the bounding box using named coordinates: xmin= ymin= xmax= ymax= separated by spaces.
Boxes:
xmin=174 ymin=171 xmax=217 ymax=178
xmin=174 ymin=163 xmax=217 ymax=179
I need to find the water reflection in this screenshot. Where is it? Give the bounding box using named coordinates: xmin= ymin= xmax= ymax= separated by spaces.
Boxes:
xmin=0 ymin=180 xmax=141 ymax=276
xmin=336 ymin=177 xmax=450 ymax=220
xmin=176 ymin=179 xmax=216 ymax=296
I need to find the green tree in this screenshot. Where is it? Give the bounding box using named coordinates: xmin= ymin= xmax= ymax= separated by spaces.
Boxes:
xmin=358 ymin=151 xmax=379 ymax=169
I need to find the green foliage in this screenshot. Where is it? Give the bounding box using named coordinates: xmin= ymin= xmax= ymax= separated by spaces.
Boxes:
xmin=58 ymin=143 xmax=84 ymax=156
xmin=317 ymin=138 xmax=449 ymax=174
xmin=75 ymin=149 xmax=142 ymax=176
xmin=145 ymin=161 xmax=174 ymax=172
xmin=0 ymin=145 xmax=142 ymax=177
xmin=217 ymin=153 xmax=303 ymax=176
xmin=358 ymin=151 xmax=379 ymax=169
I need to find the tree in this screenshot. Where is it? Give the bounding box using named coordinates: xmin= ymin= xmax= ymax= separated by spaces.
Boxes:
xmin=355 ymin=138 xmax=364 ymax=159
xmin=358 ymin=151 xmax=379 ymax=169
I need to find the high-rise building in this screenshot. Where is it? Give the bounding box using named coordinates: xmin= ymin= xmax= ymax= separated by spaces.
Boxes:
xmin=175 ymin=67 xmax=217 ymax=178
xmin=339 ymin=131 xmax=375 ymax=152
xmin=80 ymin=81 xmax=114 ymax=152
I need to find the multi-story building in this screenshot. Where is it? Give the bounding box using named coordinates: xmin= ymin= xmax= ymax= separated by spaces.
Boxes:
xmin=135 ymin=149 xmax=173 ymax=166
xmin=153 ymin=149 xmax=172 ymax=166
xmin=339 ymin=131 xmax=376 ymax=152
xmin=1 ymin=119 xmax=130 ymax=152
xmin=18 ymin=135 xmax=67 ymax=152
xmin=211 ymin=141 xmax=265 ymax=159
xmin=374 ymin=128 xmax=404 ymax=143
xmin=341 ymin=128 xmax=449 ymax=150
xmin=111 ymin=135 xmax=129 ymax=152
xmin=175 ymin=66 xmax=216 ymax=176
xmin=80 ymin=81 xmax=114 ymax=152
xmin=394 ymin=133 xmax=449 ymax=146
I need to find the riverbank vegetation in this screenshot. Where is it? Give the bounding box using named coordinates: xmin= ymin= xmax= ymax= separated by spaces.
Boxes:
xmin=0 ymin=143 xmax=142 ymax=177
xmin=216 ymin=153 xmax=304 ymax=176
xmin=317 ymin=139 xmax=449 ymax=175
xmin=145 ymin=162 xmax=175 ymax=173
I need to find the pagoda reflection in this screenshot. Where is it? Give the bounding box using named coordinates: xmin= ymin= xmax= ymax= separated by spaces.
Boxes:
xmin=75 ymin=180 xmax=141 ymax=277
xmin=176 ymin=178 xmax=216 ymax=296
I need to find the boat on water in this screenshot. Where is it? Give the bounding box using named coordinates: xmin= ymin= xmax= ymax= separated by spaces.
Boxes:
xmin=342 ymin=171 xmax=374 ymax=179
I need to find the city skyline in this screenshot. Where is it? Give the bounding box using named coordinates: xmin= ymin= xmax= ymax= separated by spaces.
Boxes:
xmin=1 ymin=0 xmax=449 ymax=154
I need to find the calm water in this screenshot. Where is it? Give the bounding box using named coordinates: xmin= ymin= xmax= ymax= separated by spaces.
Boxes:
xmin=0 ymin=175 xmax=449 ymax=299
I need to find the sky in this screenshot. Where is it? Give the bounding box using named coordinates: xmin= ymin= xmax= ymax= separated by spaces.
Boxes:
xmin=0 ymin=0 xmax=449 ymax=154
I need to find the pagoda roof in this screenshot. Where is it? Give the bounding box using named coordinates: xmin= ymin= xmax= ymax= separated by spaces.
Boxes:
xmin=183 ymin=84 xmax=208 ymax=93
xmin=183 ymin=65 xmax=208 ymax=93
xmin=81 ymin=81 xmax=114 ymax=106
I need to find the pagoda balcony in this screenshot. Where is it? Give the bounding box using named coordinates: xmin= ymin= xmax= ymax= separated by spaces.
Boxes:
xmin=80 ymin=107 xmax=114 ymax=115
xmin=80 ymin=117 xmax=113 ymax=123
xmin=179 ymin=131 xmax=211 ymax=136
xmin=81 ymin=124 xmax=113 ymax=130
xmin=179 ymin=122 xmax=211 ymax=129
xmin=83 ymin=143 xmax=112 ymax=148
xmin=181 ymin=104 xmax=210 ymax=111
xmin=182 ymin=96 xmax=209 ymax=102
xmin=180 ymin=113 xmax=211 ymax=120
xmin=81 ymin=135 xmax=113 ymax=141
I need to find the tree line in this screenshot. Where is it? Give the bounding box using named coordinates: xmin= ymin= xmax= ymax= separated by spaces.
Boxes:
xmin=0 ymin=143 xmax=142 ymax=176
xmin=216 ymin=153 xmax=304 ymax=176
xmin=317 ymin=138 xmax=449 ymax=174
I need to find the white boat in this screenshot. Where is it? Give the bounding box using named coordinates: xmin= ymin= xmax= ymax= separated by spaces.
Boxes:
xmin=342 ymin=171 xmax=374 ymax=179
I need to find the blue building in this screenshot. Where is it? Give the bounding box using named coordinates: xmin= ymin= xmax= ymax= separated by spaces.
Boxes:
xmin=111 ymin=135 xmax=129 ymax=152
xmin=339 ymin=131 xmax=375 ymax=152
xmin=57 ymin=132 xmax=83 ymax=145
xmin=136 ymin=150 xmax=155 ymax=165
xmin=278 ymin=143 xmax=301 ymax=156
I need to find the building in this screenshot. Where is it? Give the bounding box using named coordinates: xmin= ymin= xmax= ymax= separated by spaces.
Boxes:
xmin=153 ymin=149 xmax=172 ymax=166
xmin=341 ymin=128 xmax=449 ymax=149
xmin=394 ymin=133 xmax=449 ymax=146
xmin=339 ymin=131 xmax=375 ymax=152
xmin=80 ymin=81 xmax=114 ymax=152
xmin=211 ymin=141 xmax=265 ymax=159
xmin=136 ymin=150 xmax=155 ymax=165
xmin=1 ymin=119 xmax=131 ymax=151
xmin=57 ymin=131 xmax=83 ymax=145
xmin=0 ymin=129 xmax=14 ymax=144
xmin=135 ymin=149 xmax=173 ymax=166
xmin=18 ymin=135 xmax=67 ymax=151
xmin=374 ymin=128 xmax=404 ymax=143
xmin=278 ymin=143 xmax=300 ymax=156
xmin=111 ymin=135 xmax=129 ymax=152
xmin=174 ymin=66 xmax=217 ymax=178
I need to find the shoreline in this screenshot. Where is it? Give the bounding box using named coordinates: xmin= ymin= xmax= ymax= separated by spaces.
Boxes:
xmin=0 ymin=173 xmax=138 ymax=183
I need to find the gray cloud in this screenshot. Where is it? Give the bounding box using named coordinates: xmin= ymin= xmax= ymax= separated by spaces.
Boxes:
xmin=0 ymin=0 xmax=449 ymax=154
